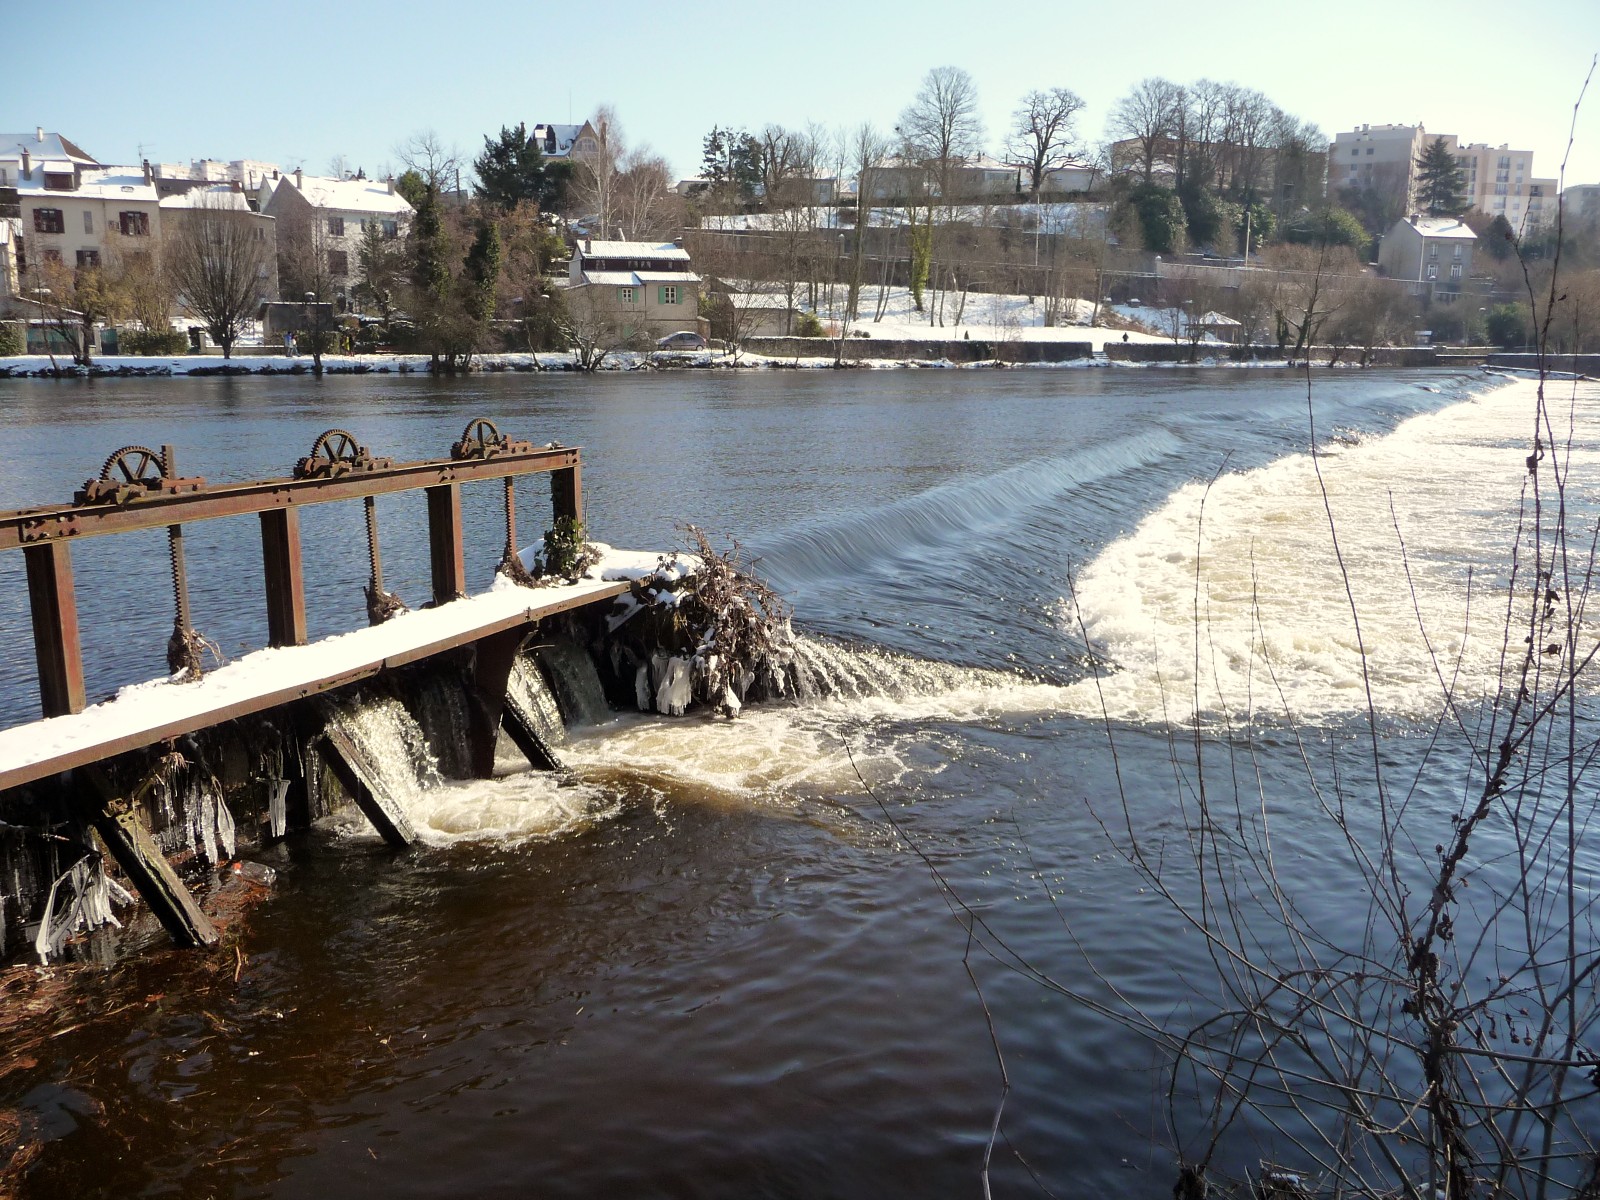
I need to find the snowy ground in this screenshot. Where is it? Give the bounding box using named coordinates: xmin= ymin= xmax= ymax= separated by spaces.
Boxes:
xmin=802 ymin=286 xmax=1177 ymax=349
xmin=701 ymin=202 xmax=1110 ymax=238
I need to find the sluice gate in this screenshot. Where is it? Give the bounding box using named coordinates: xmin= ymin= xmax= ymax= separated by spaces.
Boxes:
xmin=0 ymin=419 xmax=644 ymax=959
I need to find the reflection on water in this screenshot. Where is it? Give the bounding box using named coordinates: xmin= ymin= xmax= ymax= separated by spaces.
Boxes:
xmin=1 ymin=367 xmax=1549 ymax=1198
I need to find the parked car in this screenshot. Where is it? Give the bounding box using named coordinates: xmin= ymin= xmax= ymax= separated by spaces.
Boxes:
xmin=656 ymin=331 xmax=707 ymax=351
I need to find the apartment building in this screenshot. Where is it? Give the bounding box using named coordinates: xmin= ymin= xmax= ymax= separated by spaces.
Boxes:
xmin=1450 ymin=143 xmax=1556 ymax=232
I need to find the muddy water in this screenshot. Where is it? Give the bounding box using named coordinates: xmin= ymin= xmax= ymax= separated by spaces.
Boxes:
xmin=0 ymin=367 xmax=1539 ymax=1196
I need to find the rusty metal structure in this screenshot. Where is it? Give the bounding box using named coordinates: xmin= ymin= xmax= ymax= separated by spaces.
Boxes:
xmin=0 ymin=418 xmax=605 ymax=950
xmin=2 ymin=418 xmax=584 ymax=721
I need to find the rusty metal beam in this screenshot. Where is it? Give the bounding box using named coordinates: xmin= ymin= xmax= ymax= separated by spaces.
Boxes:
xmin=0 ymin=446 xmax=584 ymax=551
xmin=259 ymin=508 xmax=308 ymax=647
xmin=0 ymin=581 xmax=631 ymax=795
xmin=24 ymin=540 xmax=86 ymax=717
xmin=551 ymin=462 xmax=583 ymax=526
xmin=426 ymin=484 xmax=467 ymax=605
xmin=466 ymin=629 xmax=525 ymax=778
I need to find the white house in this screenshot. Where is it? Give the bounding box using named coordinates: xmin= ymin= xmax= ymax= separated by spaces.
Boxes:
xmin=259 ymin=169 xmax=412 ymax=304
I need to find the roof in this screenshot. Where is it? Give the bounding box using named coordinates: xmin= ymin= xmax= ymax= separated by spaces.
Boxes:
xmin=532 ymin=123 xmax=586 ymax=156
xmin=0 ymin=131 xmax=97 ymax=166
xmin=578 ymin=240 xmax=691 ymax=261
xmin=268 ymin=174 xmax=412 ymax=215
xmin=580 ymin=270 xmax=700 ymax=286
xmin=1396 ymin=216 xmax=1478 ymax=240
xmin=159 ymin=186 xmax=256 ymax=212
xmin=17 ymin=167 xmax=157 ymax=203
xmin=1191 ymin=311 xmax=1241 ymax=326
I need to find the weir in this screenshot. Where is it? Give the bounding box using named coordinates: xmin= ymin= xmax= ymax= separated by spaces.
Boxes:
xmin=0 ymin=417 xmax=661 ymax=958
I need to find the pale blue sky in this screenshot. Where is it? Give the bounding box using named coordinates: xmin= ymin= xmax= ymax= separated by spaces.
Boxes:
xmin=13 ymin=0 xmax=1600 ymax=190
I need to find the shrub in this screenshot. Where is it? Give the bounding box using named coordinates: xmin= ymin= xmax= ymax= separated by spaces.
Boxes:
xmin=122 ymin=328 xmax=190 ymax=356
xmin=793 ymin=311 xmax=824 ymax=337
xmin=0 ymin=322 xmax=23 ymax=357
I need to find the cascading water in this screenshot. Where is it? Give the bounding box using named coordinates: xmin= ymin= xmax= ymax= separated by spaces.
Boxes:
xmin=507 ymin=655 xmax=567 ymax=749
xmin=324 ymin=691 xmax=615 ymax=847
xmin=534 ymin=638 xmax=614 ymax=728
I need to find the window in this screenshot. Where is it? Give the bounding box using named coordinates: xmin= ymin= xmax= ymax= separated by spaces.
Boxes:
xmin=1428 ymin=244 xmax=1438 ymax=257
xmin=328 ymin=216 xmax=344 ymax=236
xmin=118 ymin=211 xmax=149 ymax=236
xmin=1426 ymin=263 xmax=1438 ymax=280
xmin=76 ymin=249 xmax=99 ymax=268
xmin=658 ymin=285 xmax=679 ymax=305
xmin=381 ymin=219 xmax=397 ymax=239
xmin=43 ymin=172 xmax=73 ymax=191
xmin=1366 ymin=147 xmax=1374 ymax=155
xmin=83 ymin=210 xmax=93 ymax=234
xmin=42 ymin=247 xmax=62 ymax=264
xmin=1450 ymin=263 xmax=1462 ymax=279
xmin=328 ymin=249 xmax=348 ymax=276
xmin=1453 ymin=245 xmax=1462 ymax=258
xmin=617 ymin=287 xmax=635 ymax=302
xmin=33 ymin=208 xmax=64 ymax=233
xmin=1350 ymin=147 xmax=1358 ymax=156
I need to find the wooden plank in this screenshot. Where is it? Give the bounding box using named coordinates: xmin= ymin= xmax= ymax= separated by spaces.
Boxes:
xmin=0 ymin=446 xmax=585 ymax=550
xmin=23 ymin=541 xmax=86 ymax=717
xmin=80 ymin=766 xmax=219 ymax=949
xmin=260 ymin=508 xmax=308 ymax=647
xmin=426 ymin=483 xmax=467 ymax=605
xmin=319 ymin=725 xmax=418 ymax=848
xmin=0 ymin=580 xmax=631 ymax=794
xmin=501 ymin=686 xmax=563 ymax=772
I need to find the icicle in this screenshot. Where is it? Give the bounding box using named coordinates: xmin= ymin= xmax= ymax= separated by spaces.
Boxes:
xmin=214 ymin=795 xmax=236 ymax=861
xmin=33 ymin=857 xmax=127 ymax=964
xmin=198 ymin=795 xmax=219 ymax=867
xmin=635 ymin=663 xmax=652 ymax=711
xmin=655 ymin=657 xmax=692 ymax=716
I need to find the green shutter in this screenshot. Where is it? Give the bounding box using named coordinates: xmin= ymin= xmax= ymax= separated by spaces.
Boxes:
xmin=657 ymin=286 xmax=667 ymax=305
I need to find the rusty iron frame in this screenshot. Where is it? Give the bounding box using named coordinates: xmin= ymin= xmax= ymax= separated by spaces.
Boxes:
xmin=0 ymin=436 xmax=585 ymax=722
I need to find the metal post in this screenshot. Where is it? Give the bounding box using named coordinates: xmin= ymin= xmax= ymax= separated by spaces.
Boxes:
xmin=551 ymin=462 xmax=583 ymax=527
xmin=425 ymin=483 xmax=466 ymax=604
xmin=23 ymin=540 xmax=85 ymax=717
xmin=260 ymin=508 xmax=308 ymax=647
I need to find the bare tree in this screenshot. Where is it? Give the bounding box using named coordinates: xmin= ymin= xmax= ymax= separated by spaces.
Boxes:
xmin=1007 ymin=87 xmax=1087 ymax=200
xmin=573 ymin=105 xmax=623 ymax=237
xmin=613 ymin=148 xmax=679 ymax=241
xmin=898 ymin=65 xmax=984 ymax=202
xmin=394 ymin=129 xmax=463 ymax=197
xmin=165 ymin=192 xmax=272 ymax=358
xmin=1107 ymin=77 xmax=1182 ymax=184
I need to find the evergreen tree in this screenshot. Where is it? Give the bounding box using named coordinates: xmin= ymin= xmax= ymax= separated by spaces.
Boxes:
xmin=1414 ymin=137 xmax=1467 ymax=217
xmin=395 ymin=169 xmax=428 ymax=210
xmin=473 ymin=123 xmax=558 ymax=212
xmin=463 ymin=220 xmax=502 ymax=328
xmin=699 ymin=126 xmax=759 ymax=204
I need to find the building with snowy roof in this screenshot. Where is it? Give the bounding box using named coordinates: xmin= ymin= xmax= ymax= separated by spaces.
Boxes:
xmin=15 ymin=162 xmax=163 ymax=276
xmin=531 ymin=122 xmax=600 ymax=159
xmin=259 ymin=169 xmax=413 ymax=306
xmin=1377 ymin=215 xmax=1477 ymax=290
xmin=567 ymin=239 xmax=704 ymax=341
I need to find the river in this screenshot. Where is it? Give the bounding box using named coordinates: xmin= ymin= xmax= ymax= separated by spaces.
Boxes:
xmin=0 ymin=366 xmax=1579 ymax=1197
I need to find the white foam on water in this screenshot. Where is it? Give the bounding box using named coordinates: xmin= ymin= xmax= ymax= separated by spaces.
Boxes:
xmin=1058 ymin=378 xmax=1600 ymax=724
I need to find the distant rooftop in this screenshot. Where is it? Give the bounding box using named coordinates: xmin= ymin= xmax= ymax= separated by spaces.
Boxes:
xmin=268 ymin=172 xmax=412 ymax=215
xmin=0 ymin=130 xmax=98 ymax=166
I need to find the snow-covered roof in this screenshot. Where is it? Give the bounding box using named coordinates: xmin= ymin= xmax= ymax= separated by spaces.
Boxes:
xmin=580 ymin=269 xmax=700 ymax=286
xmin=270 ymin=173 xmax=412 ymax=215
xmin=0 ymin=130 xmax=97 ymax=166
xmin=1191 ymin=311 xmax=1241 ymax=326
xmin=1398 ymin=216 xmax=1478 ymax=240
xmin=532 ymin=123 xmax=586 ymax=157
xmin=16 ymin=167 xmax=156 ymax=202
xmin=578 ymin=240 xmax=691 ymax=261
xmin=159 ymin=186 xmax=256 ymax=212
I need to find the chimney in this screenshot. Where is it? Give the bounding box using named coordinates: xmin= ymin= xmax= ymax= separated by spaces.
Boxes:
xmin=673 ymin=237 xmax=683 ymax=248
xmin=584 ymin=238 xmax=591 ymax=254
xmin=35 ymin=126 xmax=43 ymax=142
xmin=386 ymin=175 xmax=394 ymax=194
xmin=20 ymin=149 xmax=29 ymax=178
xmin=295 ymin=167 xmax=303 ymax=189
xmin=142 ymin=159 xmax=152 ymax=185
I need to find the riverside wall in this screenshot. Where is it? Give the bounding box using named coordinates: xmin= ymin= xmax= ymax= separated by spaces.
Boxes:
xmin=741 ymin=336 xmax=1094 ymax=363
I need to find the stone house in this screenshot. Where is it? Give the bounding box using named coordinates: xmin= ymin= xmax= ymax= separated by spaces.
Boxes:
xmin=566 ymin=239 xmax=704 ymax=342
xmin=259 ymin=169 xmax=413 ymax=307
xmin=1377 ymin=215 xmax=1477 ymax=292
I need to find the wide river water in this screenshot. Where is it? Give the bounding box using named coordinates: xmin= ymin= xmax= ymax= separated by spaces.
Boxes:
xmin=0 ymin=366 xmax=1580 ymax=1197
